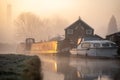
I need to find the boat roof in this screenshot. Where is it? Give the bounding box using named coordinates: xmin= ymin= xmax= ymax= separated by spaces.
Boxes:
xmin=81 ymin=40 xmax=115 ymax=44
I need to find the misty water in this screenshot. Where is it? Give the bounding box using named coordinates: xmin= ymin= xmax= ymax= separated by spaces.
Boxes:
xmin=38 ymin=54 xmax=120 ymax=80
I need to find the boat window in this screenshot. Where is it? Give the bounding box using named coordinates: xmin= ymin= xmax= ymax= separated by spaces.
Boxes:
xmin=94 ymin=43 xmax=100 ymax=48
xmin=102 ymin=43 xmax=110 ymax=47
xmin=81 ymin=43 xmax=90 ymax=48
xmin=110 ymin=43 xmax=116 ymax=47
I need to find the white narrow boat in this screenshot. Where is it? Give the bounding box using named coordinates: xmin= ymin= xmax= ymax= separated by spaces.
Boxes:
xmin=70 ymin=40 xmax=117 ymax=58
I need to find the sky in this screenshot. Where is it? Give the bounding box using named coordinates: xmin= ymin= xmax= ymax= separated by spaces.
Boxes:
xmin=0 ymin=0 xmax=120 ymax=43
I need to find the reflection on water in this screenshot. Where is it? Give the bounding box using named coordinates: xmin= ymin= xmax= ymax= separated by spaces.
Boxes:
xmin=39 ymin=55 xmax=120 ymax=80
xmin=69 ymin=58 xmax=120 ymax=80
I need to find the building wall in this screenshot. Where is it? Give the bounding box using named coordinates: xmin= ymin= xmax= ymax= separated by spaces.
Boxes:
xmin=64 ymin=22 xmax=94 ymax=49
xmin=106 ymin=32 xmax=120 ymax=55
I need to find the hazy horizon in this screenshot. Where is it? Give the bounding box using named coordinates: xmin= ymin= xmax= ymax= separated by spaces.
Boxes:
xmin=0 ymin=0 xmax=120 ymax=43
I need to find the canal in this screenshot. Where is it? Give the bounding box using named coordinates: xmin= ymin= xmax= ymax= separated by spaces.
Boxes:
xmin=37 ymin=54 xmax=120 ymax=80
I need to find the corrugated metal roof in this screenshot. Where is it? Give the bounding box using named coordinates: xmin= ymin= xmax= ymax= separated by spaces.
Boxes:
xmin=83 ymin=35 xmax=104 ymax=41
xmin=106 ymin=32 xmax=120 ymax=37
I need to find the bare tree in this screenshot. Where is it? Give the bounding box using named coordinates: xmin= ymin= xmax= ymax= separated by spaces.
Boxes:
xmin=15 ymin=12 xmax=44 ymax=41
xmin=15 ymin=12 xmax=68 ymax=42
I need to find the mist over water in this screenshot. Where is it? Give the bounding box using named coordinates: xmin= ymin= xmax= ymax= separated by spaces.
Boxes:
xmin=0 ymin=1 xmax=120 ymax=80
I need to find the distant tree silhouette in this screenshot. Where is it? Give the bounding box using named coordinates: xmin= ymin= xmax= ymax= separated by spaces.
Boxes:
xmin=14 ymin=12 xmax=44 ymax=41
xmin=15 ymin=12 xmax=68 ymax=42
xmin=107 ymin=15 xmax=118 ymax=35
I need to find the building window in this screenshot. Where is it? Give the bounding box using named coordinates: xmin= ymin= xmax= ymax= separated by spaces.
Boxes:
xmin=86 ymin=30 xmax=92 ymax=35
xmin=67 ymin=29 xmax=73 ymax=34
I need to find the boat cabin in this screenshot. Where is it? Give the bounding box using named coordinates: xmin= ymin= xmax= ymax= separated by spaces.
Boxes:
xmin=70 ymin=40 xmax=117 ymax=58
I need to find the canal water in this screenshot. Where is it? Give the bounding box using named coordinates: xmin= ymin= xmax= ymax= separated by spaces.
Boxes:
xmin=38 ymin=55 xmax=120 ymax=80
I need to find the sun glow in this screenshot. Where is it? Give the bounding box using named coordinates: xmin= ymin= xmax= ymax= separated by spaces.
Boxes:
xmin=41 ymin=0 xmax=70 ymax=11
xmin=19 ymin=0 xmax=73 ymax=13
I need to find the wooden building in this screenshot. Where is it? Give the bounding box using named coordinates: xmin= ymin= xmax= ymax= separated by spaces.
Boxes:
xmin=64 ymin=18 xmax=94 ymax=48
xmin=106 ymin=32 xmax=120 ymax=55
xmin=106 ymin=32 xmax=120 ymax=42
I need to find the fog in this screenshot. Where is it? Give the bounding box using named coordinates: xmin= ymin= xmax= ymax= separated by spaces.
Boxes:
xmin=0 ymin=0 xmax=120 ymax=43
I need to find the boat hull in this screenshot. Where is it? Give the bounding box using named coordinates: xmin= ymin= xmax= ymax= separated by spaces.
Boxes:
xmin=70 ymin=48 xmax=117 ymax=58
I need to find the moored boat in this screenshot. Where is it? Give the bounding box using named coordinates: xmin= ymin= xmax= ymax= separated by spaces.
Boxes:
xmin=70 ymin=40 xmax=118 ymax=58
